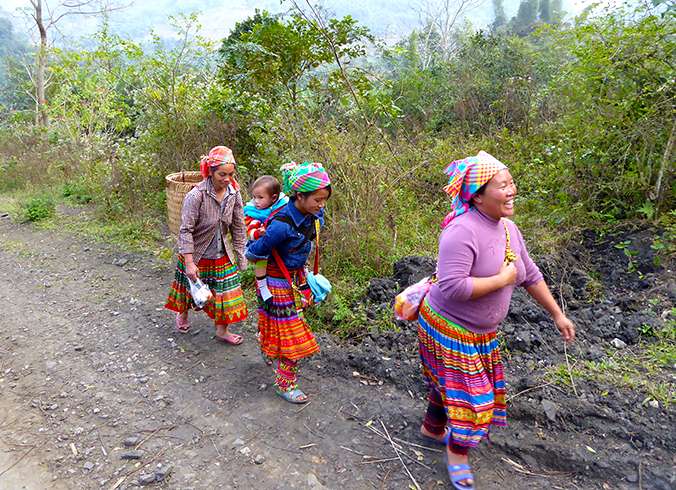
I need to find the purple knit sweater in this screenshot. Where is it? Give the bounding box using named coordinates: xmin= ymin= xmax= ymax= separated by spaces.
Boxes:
xmin=427 ymin=207 xmax=543 ymax=334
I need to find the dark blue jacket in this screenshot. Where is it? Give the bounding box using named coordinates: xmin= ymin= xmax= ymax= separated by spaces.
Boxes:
xmin=245 ymin=199 xmax=324 ymax=270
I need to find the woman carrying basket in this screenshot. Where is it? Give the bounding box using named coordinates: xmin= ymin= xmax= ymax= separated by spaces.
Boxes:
xmin=245 ymin=161 xmax=332 ymax=404
xmin=418 ymin=151 xmax=575 ymax=489
xmin=165 ymin=146 xmax=248 ymax=345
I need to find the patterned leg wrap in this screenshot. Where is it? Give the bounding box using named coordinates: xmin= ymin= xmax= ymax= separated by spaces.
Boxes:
xmin=274 ymin=358 xmax=299 ymax=392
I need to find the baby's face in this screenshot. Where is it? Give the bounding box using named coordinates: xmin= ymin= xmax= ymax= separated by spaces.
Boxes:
xmin=252 ymin=187 xmax=276 ymax=210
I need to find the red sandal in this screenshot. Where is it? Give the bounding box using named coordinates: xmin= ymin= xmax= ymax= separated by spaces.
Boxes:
xmin=175 ymin=312 xmax=190 ymax=333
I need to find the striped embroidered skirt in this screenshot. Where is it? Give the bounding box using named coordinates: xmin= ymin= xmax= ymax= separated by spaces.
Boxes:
xmin=165 ymin=254 xmax=248 ymax=325
xmin=418 ymin=298 xmax=506 ymax=448
xmin=257 ymin=261 xmax=319 ymax=361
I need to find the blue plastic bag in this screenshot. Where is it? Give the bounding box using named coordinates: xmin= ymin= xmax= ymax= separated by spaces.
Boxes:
xmin=306 ymin=270 xmax=332 ymax=303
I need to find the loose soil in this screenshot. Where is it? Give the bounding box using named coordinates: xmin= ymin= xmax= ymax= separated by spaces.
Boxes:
xmin=0 ymin=216 xmax=673 ymax=489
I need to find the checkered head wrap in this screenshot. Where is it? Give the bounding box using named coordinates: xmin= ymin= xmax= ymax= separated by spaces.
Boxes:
xmin=440 ymin=151 xmax=507 ymax=229
xmin=280 ymin=161 xmax=331 ymax=195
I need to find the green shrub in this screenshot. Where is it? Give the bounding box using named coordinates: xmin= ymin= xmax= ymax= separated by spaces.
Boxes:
xmin=62 ymin=180 xmax=93 ymax=204
xmin=21 ymin=195 xmax=55 ymax=222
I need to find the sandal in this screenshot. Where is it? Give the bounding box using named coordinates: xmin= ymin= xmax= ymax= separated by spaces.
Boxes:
xmin=215 ymin=332 xmax=243 ymax=345
xmin=175 ymin=313 xmax=190 ymax=333
xmin=448 ymin=463 xmax=475 ymax=490
xmin=421 ymin=426 xmax=450 ymax=446
xmin=275 ymin=387 xmax=308 ymax=404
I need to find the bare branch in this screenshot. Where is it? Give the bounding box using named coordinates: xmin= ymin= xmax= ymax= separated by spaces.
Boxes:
xmin=47 ymin=1 xmax=131 ymax=28
xmin=23 ymin=62 xmax=36 ymax=84
xmin=25 ymin=89 xmax=39 ymax=104
xmin=289 ymin=0 xmax=396 ymax=155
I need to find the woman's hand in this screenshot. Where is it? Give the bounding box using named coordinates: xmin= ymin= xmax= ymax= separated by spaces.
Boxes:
xmin=554 ymin=314 xmax=576 ymax=342
xmin=469 ymin=260 xmax=517 ymax=299
xmin=499 ymin=261 xmax=517 ymax=287
xmin=186 ymin=261 xmax=199 ymax=282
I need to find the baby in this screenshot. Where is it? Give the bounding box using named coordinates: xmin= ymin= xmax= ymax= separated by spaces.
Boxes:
xmin=243 ymin=175 xmax=288 ymax=301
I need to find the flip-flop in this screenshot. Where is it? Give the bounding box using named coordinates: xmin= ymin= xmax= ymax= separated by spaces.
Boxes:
xmin=448 ymin=463 xmax=475 ymax=490
xmin=214 ymin=332 xmax=243 ymax=345
xmin=275 ymin=387 xmax=308 ymax=404
xmin=175 ymin=313 xmax=190 ymax=333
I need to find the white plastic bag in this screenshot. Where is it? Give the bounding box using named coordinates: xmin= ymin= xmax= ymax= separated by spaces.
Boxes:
xmin=188 ymin=277 xmax=213 ymax=309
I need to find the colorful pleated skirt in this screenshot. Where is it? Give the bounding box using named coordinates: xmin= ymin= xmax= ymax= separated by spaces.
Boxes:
xmin=418 ymin=298 xmax=506 ymax=448
xmin=257 ymin=261 xmax=319 ymax=361
xmin=165 ymin=254 xmax=248 ymax=325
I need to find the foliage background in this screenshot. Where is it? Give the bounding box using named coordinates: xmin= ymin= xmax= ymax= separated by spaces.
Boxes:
xmin=0 ymin=0 xmax=673 ymax=332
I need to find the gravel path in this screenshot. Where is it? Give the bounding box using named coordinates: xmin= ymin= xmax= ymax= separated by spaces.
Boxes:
xmin=0 ymin=216 xmax=669 ymax=489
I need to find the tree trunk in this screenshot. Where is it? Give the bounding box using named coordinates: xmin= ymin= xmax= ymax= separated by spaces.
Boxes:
xmin=653 ymin=120 xmax=675 ymax=211
xmin=35 ymin=0 xmax=49 ymax=127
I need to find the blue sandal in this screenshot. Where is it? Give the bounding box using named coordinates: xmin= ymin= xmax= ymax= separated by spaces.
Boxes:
xmin=421 ymin=427 xmax=450 ymax=446
xmin=275 ymin=387 xmax=308 ymax=404
xmin=448 ymin=464 xmax=475 ymax=490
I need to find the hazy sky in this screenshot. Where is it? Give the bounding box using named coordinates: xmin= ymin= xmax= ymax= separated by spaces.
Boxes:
xmin=1 ymin=0 xmax=615 ymax=46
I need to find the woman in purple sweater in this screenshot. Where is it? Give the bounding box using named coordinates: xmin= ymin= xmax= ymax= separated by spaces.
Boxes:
xmin=418 ymin=151 xmax=575 ymax=489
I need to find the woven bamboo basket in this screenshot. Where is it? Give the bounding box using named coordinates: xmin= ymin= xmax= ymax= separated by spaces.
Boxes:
xmin=166 ymin=171 xmax=203 ymax=237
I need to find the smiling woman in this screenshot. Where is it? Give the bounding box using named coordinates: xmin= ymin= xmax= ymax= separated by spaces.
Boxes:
xmin=416 ymin=151 xmax=576 ymax=490
xmin=471 ymin=168 xmax=517 ymax=220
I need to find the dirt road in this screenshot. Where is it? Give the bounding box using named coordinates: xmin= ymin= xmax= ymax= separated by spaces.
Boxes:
xmin=0 ymin=217 xmax=668 ymax=489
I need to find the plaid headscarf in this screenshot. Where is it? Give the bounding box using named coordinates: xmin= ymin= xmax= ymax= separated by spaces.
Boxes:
xmin=440 ymin=151 xmax=507 ymax=229
xmin=280 ymin=161 xmax=331 ymax=194
xmin=199 ymin=146 xmax=239 ymax=188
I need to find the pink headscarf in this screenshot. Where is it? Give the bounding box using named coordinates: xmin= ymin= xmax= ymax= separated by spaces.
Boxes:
xmin=199 ymin=146 xmax=240 ymax=190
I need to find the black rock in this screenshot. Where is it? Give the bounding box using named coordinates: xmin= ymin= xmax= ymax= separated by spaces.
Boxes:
xmin=120 ymin=450 xmax=144 ymax=460
xmin=568 ymin=268 xmax=590 ymax=291
xmin=392 ymin=256 xmax=436 ymax=288
xmin=586 ymin=345 xmax=604 ymax=361
xmin=366 ymin=277 xmax=399 ymax=304
xmin=155 ymin=464 xmax=173 ymax=482
xmin=138 ymin=473 xmax=156 ymax=486
xmin=509 ymin=330 xmax=533 ymax=352
xmin=123 ymin=436 xmax=141 ymax=447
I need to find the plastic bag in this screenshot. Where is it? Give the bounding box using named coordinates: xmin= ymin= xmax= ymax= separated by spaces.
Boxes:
xmin=188 ymin=277 xmax=213 ymax=309
xmin=394 ymin=276 xmax=434 ymax=321
xmin=306 ymin=270 xmax=332 ymax=303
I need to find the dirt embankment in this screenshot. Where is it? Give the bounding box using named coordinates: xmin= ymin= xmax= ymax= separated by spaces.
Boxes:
xmin=323 ymin=226 xmax=675 ymax=489
xmin=0 ymin=216 xmax=673 ymax=489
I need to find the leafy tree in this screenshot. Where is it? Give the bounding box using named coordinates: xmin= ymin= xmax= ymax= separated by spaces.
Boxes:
xmin=20 ymin=0 xmax=127 ymax=126
xmin=491 ymin=0 xmax=507 ymax=29
xmin=133 ymin=14 xmax=220 ymax=168
xmin=539 ymin=0 xmax=551 ymax=23
xmin=547 ymin=3 xmax=675 ymax=216
xmin=218 ymin=10 xmax=372 ymax=104
xmin=0 ymin=15 xmax=31 ymax=113
xmin=48 ymin=24 xmax=142 ymax=137
xmin=511 ymin=0 xmax=539 ymax=35
xmin=550 ymin=0 xmax=564 ymax=23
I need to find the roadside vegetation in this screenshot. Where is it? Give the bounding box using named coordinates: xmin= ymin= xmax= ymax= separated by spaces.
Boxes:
xmin=0 ymin=1 xmax=673 ymax=337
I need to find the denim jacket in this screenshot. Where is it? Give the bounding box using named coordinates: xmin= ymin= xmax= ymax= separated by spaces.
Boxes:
xmin=245 ymin=198 xmax=324 ymax=270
